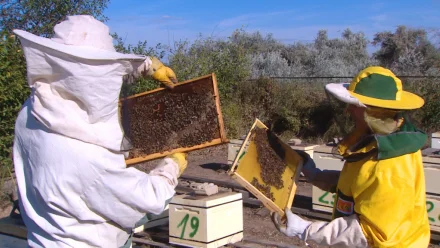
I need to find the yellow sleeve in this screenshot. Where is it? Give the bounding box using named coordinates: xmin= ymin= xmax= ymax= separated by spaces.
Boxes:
xmin=353 ymin=168 xmax=414 ymax=247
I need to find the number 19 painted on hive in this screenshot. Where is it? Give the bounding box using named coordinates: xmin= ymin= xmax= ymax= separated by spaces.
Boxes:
xmin=177 ymin=214 xmax=200 ymax=239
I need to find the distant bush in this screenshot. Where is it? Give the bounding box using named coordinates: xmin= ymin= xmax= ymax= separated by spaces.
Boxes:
xmin=0 ymin=33 xmax=28 ymax=177
xmin=222 ymin=78 xmax=344 ymax=143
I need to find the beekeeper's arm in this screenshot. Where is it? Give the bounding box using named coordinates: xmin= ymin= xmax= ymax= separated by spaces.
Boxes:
xmin=273 ymin=208 xmax=368 ymax=247
xmin=299 ymin=151 xmax=340 ymax=193
xmin=273 ymin=167 xmax=414 ymax=247
xmin=134 ymin=57 xmax=178 ymax=89
xmin=80 ymin=153 xmax=187 ymax=229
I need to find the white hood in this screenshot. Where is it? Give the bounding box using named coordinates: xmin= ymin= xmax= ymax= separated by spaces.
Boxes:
xmin=13 ymin=16 xmax=149 ymax=151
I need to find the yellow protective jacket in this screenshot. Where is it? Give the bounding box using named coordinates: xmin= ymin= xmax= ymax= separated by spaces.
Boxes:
xmin=336 ymin=120 xmax=430 ymax=247
xmin=304 ymin=120 xmax=430 ymax=248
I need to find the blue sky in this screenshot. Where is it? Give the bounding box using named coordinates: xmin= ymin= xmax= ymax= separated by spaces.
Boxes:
xmin=104 ymin=0 xmax=440 ymax=53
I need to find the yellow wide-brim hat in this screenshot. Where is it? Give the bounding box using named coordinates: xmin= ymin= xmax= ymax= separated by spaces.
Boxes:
xmin=325 ymin=66 xmax=424 ymax=110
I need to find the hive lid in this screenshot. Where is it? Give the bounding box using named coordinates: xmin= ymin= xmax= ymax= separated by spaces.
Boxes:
xmin=313 ymin=144 xmax=337 ymax=153
xmin=433 ymin=132 xmax=440 ymax=138
xmin=170 ymin=192 xmax=242 ymax=208
xmin=290 ymin=144 xmax=319 ymax=151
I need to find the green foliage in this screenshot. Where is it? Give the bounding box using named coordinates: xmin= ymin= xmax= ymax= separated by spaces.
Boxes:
xmin=222 ymin=78 xmax=336 ymax=143
xmin=168 ymin=31 xmax=251 ymax=100
xmin=372 ymin=26 xmax=440 ymax=74
xmin=417 ymin=79 xmax=440 ymax=132
xmin=0 ymin=0 xmax=110 ymax=36
xmin=112 ymin=33 xmax=166 ymax=59
xmin=0 ymin=32 xmax=28 ymax=171
xmin=112 ymin=32 xmax=167 ymax=97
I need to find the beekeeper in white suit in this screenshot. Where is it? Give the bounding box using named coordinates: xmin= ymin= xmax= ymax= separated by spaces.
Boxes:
xmin=12 ymin=15 xmax=187 ymax=248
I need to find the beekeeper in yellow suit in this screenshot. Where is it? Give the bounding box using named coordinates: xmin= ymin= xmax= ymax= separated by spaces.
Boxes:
xmin=13 ymin=15 xmax=186 ymax=248
xmin=272 ymin=66 xmax=430 ymax=247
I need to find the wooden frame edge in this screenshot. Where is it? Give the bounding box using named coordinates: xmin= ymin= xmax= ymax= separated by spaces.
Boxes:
xmin=228 ymin=119 xmax=262 ymax=174
xmin=120 ymin=74 xmax=215 ymax=101
xmin=126 ymin=138 xmax=225 ymax=166
xmin=286 ymin=160 xmax=303 ymax=210
xmin=227 ymin=118 xmax=302 ymax=215
xmin=212 ymin=73 xmax=228 ymax=143
xmin=231 ymin=172 xmax=284 ymax=216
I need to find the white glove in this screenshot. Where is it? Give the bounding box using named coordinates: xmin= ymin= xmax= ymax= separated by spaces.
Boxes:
xmin=272 ymin=208 xmax=312 ymax=240
xmin=149 ymin=158 xmax=180 ymax=187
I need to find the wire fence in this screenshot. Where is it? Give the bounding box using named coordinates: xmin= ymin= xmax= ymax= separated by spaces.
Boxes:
xmin=246 ymin=76 xmax=440 ymax=95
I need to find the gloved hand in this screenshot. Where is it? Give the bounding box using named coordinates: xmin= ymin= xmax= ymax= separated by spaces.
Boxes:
xmin=145 ymin=57 xmax=178 ymax=89
xmin=272 ymin=208 xmax=312 ymax=240
xmin=165 ymin=153 xmax=187 ymax=177
xmin=296 ymin=150 xmax=320 ymax=182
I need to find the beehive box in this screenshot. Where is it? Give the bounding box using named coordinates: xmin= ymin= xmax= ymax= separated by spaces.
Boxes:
xmin=423 ymin=151 xmax=440 ymax=229
xmin=432 ymin=132 xmax=440 ymax=149
xmin=311 ymin=144 xmax=344 ymax=213
xmin=289 ymin=144 xmax=320 ymax=163
xmin=169 ymin=192 xmax=243 ymax=248
xmin=120 ymin=73 xmax=228 ymax=165
xmin=228 ymin=119 xmax=303 ymax=217
xmin=227 ymin=139 xmax=248 ymax=166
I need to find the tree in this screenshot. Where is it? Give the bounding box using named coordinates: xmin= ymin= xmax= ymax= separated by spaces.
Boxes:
xmin=0 ymin=0 xmax=109 ymax=37
xmin=168 ymin=32 xmax=251 ymax=100
xmin=229 ymin=29 xmax=284 ymax=54
xmin=0 ymin=32 xmax=27 ymax=171
xmin=112 ymin=32 xmax=168 ymax=97
xmin=372 ymin=25 xmax=440 ymax=75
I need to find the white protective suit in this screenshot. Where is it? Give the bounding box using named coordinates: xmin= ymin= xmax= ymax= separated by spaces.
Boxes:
xmin=12 ymin=15 xmax=180 ymax=248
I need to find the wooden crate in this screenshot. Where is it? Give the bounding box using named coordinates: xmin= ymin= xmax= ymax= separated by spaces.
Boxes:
xmin=120 ymin=73 xmax=228 ymax=165
xmin=228 ymin=119 xmax=303 ymax=217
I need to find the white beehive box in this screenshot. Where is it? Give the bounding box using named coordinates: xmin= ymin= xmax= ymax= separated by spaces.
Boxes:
xmin=311 ymin=144 xmax=344 ymax=213
xmin=290 ymin=144 xmax=319 ymax=161
xmin=227 ymin=139 xmax=247 ymax=165
xmin=169 ymin=192 xmax=243 ymax=248
xmin=432 ymin=132 xmax=440 ymax=149
xmin=422 ymin=151 xmax=440 ymax=230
